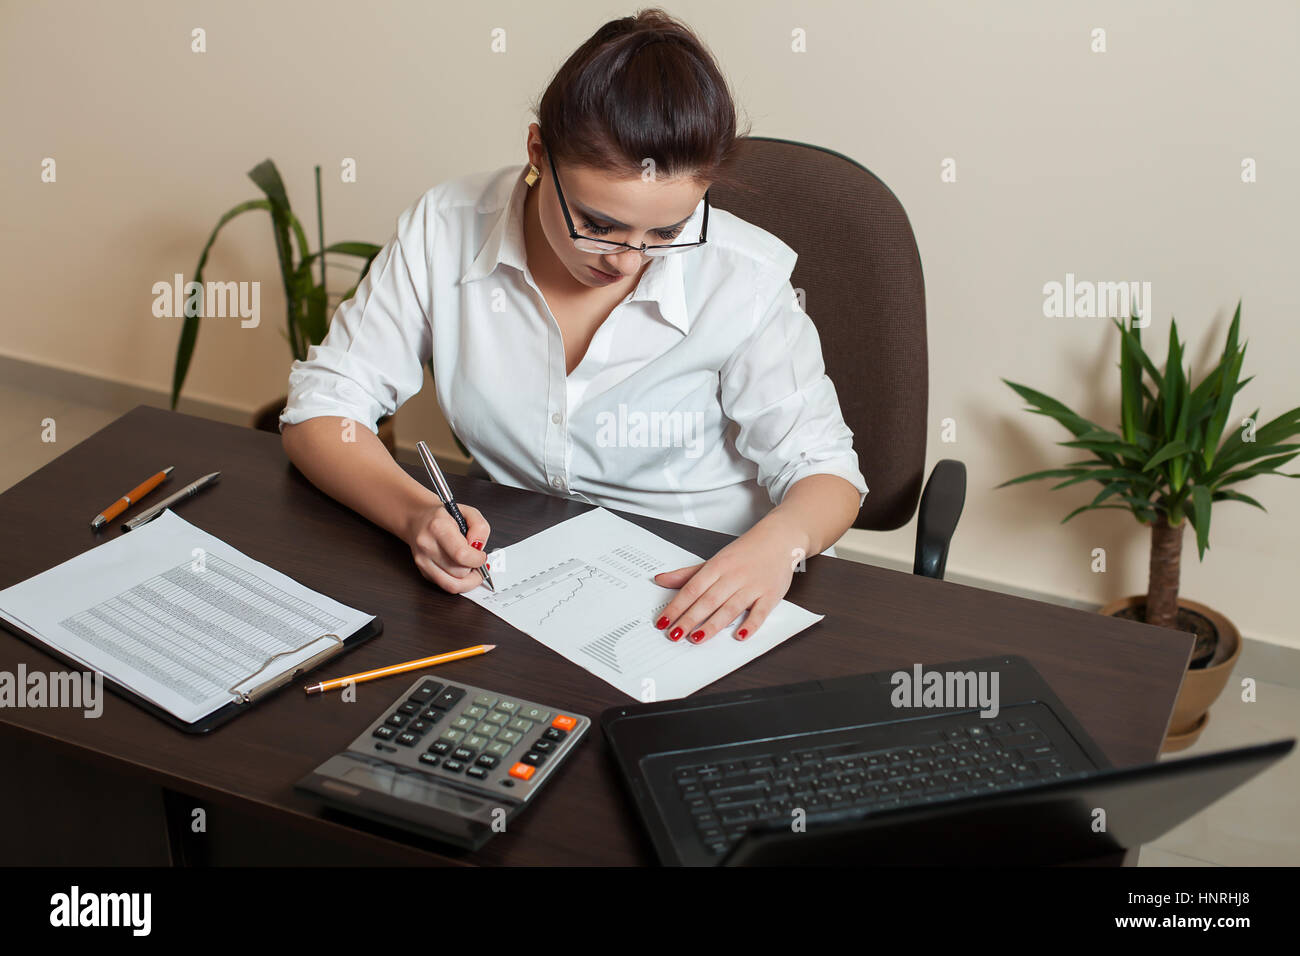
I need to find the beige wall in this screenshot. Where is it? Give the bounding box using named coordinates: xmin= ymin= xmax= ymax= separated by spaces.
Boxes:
xmin=3 ymin=1 xmax=1298 ymax=648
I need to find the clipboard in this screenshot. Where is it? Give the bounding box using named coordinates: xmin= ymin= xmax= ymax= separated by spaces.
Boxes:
xmin=0 ymin=615 xmax=383 ymax=734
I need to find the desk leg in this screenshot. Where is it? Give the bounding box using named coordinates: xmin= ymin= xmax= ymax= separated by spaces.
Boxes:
xmin=162 ymin=788 xmax=211 ymax=867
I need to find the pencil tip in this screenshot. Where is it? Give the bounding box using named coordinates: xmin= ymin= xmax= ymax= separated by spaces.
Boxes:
xmin=485 ymin=645 xmax=496 ymax=650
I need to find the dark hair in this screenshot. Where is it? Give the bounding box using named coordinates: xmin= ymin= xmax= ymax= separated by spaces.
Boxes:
xmin=534 ymin=9 xmax=750 ymax=186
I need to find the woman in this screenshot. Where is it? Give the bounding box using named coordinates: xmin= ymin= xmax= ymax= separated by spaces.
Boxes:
xmin=280 ymin=9 xmax=868 ymax=646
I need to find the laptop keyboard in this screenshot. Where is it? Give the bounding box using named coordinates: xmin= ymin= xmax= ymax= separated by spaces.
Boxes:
xmin=673 ymin=716 xmax=1084 ymax=857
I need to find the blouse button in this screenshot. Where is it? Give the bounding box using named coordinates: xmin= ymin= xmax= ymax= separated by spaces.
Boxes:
xmin=551 ymin=477 xmax=564 ymax=489
xmin=551 ymin=412 xmax=562 ymax=424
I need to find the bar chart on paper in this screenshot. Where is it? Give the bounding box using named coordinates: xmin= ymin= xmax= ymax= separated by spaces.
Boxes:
xmin=463 ymin=508 xmax=824 ymax=700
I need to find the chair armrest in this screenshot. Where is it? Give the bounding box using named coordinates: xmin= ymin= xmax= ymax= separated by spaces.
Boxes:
xmin=912 ymin=459 xmax=966 ymax=579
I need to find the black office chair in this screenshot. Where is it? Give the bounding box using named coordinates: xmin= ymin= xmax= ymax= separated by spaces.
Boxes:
xmin=464 ymin=137 xmax=965 ymax=578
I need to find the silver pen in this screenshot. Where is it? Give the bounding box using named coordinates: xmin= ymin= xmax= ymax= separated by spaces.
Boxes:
xmin=122 ymin=472 xmax=221 ymax=531
xmin=415 ymin=441 xmax=494 ymax=592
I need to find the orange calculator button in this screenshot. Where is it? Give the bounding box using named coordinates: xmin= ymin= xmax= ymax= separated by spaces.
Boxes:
xmin=509 ymin=762 xmax=536 ymax=781
xmin=552 ymin=715 xmax=578 ymax=732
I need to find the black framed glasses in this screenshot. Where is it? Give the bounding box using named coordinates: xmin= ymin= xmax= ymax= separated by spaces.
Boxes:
xmin=544 ymin=142 xmax=709 ymax=257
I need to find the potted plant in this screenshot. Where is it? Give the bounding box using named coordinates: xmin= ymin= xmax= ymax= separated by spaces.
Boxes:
xmin=1000 ymin=304 xmax=1300 ymax=750
xmin=169 ymin=158 xmax=470 ymax=459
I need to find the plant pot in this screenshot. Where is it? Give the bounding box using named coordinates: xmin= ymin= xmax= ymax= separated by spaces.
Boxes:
xmin=251 ymin=396 xmax=396 ymax=456
xmin=1099 ymin=594 xmax=1241 ymax=753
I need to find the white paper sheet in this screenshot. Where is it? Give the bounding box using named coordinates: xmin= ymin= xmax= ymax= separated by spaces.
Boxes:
xmin=463 ymin=507 xmax=823 ymax=700
xmin=0 ymin=510 xmax=376 ymax=724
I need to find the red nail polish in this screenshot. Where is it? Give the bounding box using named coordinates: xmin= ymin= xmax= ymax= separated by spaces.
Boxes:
xmin=655 ymin=616 xmax=669 ymax=629
xmin=669 ymin=627 xmax=683 ymax=641
xmin=472 ymin=541 xmax=482 ymax=549
xmin=737 ymin=628 xmax=749 ymax=639
xmin=689 ymin=630 xmax=704 ymax=643
xmin=485 ymin=562 xmax=490 ymax=569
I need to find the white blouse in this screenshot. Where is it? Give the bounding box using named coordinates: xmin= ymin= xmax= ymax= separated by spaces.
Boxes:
xmin=280 ymin=162 xmax=869 ymax=545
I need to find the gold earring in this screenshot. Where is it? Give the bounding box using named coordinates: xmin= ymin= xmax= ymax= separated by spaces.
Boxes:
xmin=524 ymin=164 xmax=540 ymax=187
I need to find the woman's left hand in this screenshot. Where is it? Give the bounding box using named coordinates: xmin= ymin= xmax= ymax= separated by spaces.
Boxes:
xmin=651 ymin=513 xmax=809 ymax=644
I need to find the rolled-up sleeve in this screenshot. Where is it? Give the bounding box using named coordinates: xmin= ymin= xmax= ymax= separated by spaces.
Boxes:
xmin=719 ymin=273 xmax=869 ymax=510
xmin=278 ymin=196 xmax=434 ymax=434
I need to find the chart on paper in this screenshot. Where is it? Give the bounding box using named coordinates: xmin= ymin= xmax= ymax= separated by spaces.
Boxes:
xmin=463 ymin=508 xmax=824 ymax=700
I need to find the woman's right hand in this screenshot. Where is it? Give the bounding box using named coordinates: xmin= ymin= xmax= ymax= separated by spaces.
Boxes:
xmin=404 ymin=501 xmax=492 ymax=594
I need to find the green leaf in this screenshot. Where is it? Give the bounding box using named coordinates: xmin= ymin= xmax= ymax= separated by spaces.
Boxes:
xmin=1213 ymin=452 xmax=1300 ymax=487
xmin=1049 ymin=467 xmax=1146 ymax=490
xmin=1211 ymin=489 xmax=1266 ymax=511
xmin=1002 ymin=380 xmax=1102 ymax=439
xmin=1142 ymin=439 xmax=1192 ymax=472
xmin=997 ymin=467 xmax=1102 ymax=489
xmin=171 ymin=198 xmax=273 ymax=408
xmin=1188 ymin=483 xmax=1211 ymax=559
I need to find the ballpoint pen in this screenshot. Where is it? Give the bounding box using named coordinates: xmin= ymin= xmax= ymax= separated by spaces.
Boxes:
xmin=91 ymin=465 xmax=174 ymax=530
xmin=122 ymin=471 xmax=221 ymax=531
xmin=415 ymin=441 xmax=495 ymax=592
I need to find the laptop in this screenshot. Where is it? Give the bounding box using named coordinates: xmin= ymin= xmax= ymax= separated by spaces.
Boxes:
xmin=600 ymin=654 xmax=1293 ymax=866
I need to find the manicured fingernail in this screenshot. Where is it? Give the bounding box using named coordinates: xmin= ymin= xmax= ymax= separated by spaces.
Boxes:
xmin=655 ymin=616 xmax=670 ymax=629
xmin=471 ymin=541 xmax=482 ymax=549
xmin=689 ymin=630 xmax=705 ymax=643
xmin=485 ymin=562 xmax=490 ymax=569
xmin=737 ymin=628 xmax=749 ymax=640
xmin=669 ymin=627 xmax=683 ymax=641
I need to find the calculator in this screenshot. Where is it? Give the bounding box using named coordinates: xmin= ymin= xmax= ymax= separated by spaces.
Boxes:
xmin=296 ymin=674 xmax=590 ymax=850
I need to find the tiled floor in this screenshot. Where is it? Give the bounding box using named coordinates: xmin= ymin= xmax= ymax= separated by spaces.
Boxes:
xmin=1 ymin=388 xmax=1296 ymax=865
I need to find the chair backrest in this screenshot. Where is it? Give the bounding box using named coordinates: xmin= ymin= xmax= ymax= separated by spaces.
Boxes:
xmin=710 ymin=137 xmax=929 ymax=531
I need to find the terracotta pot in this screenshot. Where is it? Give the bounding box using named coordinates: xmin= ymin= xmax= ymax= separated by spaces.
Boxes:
xmin=251 ymin=396 xmax=396 ymax=456
xmin=1098 ymin=594 xmax=1241 ymax=753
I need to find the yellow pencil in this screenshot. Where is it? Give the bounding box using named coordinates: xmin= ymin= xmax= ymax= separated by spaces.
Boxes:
xmin=303 ymin=644 xmax=496 ymax=695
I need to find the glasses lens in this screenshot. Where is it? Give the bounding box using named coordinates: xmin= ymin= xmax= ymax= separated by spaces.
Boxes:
xmin=643 ymin=242 xmax=702 ymax=257
xmin=573 ymin=237 xmax=625 ymax=254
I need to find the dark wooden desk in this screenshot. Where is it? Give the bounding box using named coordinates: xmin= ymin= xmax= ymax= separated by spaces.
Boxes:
xmin=0 ymin=406 xmax=1191 ymax=865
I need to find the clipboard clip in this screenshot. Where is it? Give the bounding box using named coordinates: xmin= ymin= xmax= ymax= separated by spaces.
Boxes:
xmin=228 ymin=633 xmax=344 ymax=705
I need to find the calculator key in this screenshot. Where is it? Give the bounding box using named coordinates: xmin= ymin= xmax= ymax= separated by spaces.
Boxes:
xmin=486 ymin=711 xmax=510 ymax=726
xmin=466 ymin=765 xmax=489 ymax=780
xmin=421 ymin=709 xmax=444 ymax=723
xmin=543 ymin=727 xmax=567 ymax=742
xmin=498 ymin=729 xmax=522 ymax=744
xmin=494 ymin=700 xmax=520 ymax=715
xmin=520 ymin=706 xmax=550 ymax=722
xmin=451 ymin=716 xmax=476 ymax=732
xmin=398 ymin=701 xmax=422 ymax=716
xmin=429 ymin=740 xmax=454 ymax=755
xmin=431 ymin=687 xmax=467 ymax=711
xmin=452 ymin=746 xmax=476 ymax=762
xmin=465 ymin=705 xmax=487 ymax=720
xmin=408 ymin=680 xmax=444 ymax=704
xmin=396 ymin=732 xmax=420 ymax=747
xmin=440 ymin=729 xmax=465 ymax=743
xmin=372 ymin=725 xmax=396 ymax=740
xmin=465 ymin=734 xmax=487 ymax=750
xmin=473 ymin=694 xmax=498 ymax=708
xmin=551 ymin=714 xmax=578 ymax=732
xmin=507 ymin=717 xmax=535 ymax=733
xmin=486 ymin=741 xmax=512 ymax=758
xmin=476 ymin=755 xmax=500 ymax=769
xmin=418 ymin=753 xmax=441 ymax=768
xmin=385 ymin=713 xmax=408 ymax=727
xmin=473 ymin=722 xmax=500 ymax=737
xmin=409 ymin=719 xmax=433 ymax=735
xmin=532 ymin=739 xmax=555 ymax=754
xmin=442 ymin=759 xmax=466 ymax=773
xmin=509 ymin=762 xmax=536 ymax=781
xmin=521 ymin=751 xmax=548 ymax=766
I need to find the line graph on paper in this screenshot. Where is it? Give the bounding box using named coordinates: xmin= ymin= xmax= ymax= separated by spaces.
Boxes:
xmin=478 ymin=557 xmax=627 ymax=631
